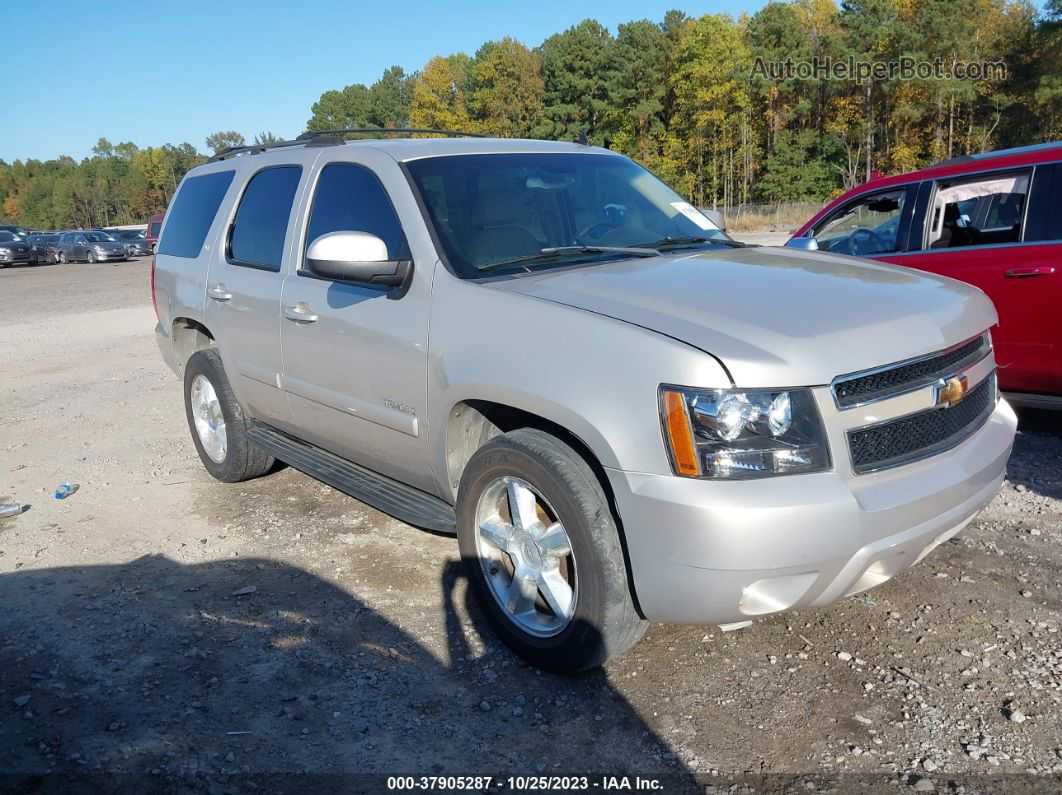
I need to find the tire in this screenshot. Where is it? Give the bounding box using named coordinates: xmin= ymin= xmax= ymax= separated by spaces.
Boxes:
xmin=457 ymin=428 xmax=645 ymax=673
xmin=87 ymin=250 xmax=97 ymax=264
xmin=58 ymin=251 xmax=67 ymax=263
xmin=183 ymin=348 xmax=274 ymax=482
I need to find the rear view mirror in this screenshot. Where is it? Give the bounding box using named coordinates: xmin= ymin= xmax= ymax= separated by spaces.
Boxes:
xmin=866 ymin=198 xmax=899 ymax=213
xmin=305 ymin=231 xmax=412 ymax=289
xmin=700 ymin=208 xmax=726 ymax=232
xmin=785 ymin=236 xmax=819 ymax=251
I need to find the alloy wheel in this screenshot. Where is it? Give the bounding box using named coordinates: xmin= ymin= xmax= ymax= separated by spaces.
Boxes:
xmin=473 ymin=476 xmax=577 ymax=637
xmin=189 ymin=374 xmax=227 ymax=463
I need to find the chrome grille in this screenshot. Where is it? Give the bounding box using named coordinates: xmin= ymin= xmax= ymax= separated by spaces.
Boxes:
xmin=833 ymin=334 xmax=990 ymax=408
xmin=848 ymin=374 xmax=995 ymax=473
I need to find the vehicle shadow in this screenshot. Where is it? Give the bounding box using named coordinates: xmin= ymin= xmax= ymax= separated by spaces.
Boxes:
xmin=1009 ymin=407 xmax=1062 ymax=500
xmin=0 ymin=554 xmax=698 ymax=791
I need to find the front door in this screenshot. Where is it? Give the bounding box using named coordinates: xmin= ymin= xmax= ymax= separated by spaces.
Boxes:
xmin=876 ymin=164 xmax=1061 ymax=396
xmin=279 ymin=151 xmax=435 ymax=493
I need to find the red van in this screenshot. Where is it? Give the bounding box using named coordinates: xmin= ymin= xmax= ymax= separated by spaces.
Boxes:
xmin=146 ymin=213 xmax=165 ymax=252
xmin=790 ymin=142 xmax=1062 ymax=408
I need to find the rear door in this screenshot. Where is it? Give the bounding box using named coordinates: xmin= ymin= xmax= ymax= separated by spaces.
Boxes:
xmin=878 ymin=164 xmax=1060 ymax=396
xmin=202 ymin=162 xmax=309 ymax=435
xmin=279 ymin=149 xmax=435 ymax=493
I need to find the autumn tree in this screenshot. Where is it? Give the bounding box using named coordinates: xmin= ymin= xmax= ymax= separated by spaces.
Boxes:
xmin=468 ymin=38 xmax=544 ymax=137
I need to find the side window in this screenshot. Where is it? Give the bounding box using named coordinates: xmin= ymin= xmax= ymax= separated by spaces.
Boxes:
xmin=227 ymin=165 xmax=302 ymax=271
xmin=157 ymin=170 xmax=235 ymax=258
xmin=812 ymin=189 xmax=907 ymax=256
xmin=1024 ymin=163 xmax=1062 ymax=243
xmin=303 ymin=163 xmax=408 ymax=267
xmin=925 ymin=169 xmax=1029 ymax=250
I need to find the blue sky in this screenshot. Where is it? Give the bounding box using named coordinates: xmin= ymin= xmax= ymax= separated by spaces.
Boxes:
xmin=4 ymin=0 xmax=772 ymax=163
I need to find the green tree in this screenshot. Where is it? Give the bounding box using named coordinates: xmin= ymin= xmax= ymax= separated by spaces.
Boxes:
xmin=536 ymin=19 xmax=618 ymax=142
xmin=205 ymin=131 xmax=246 ymax=154
xmin=607 ymin=20 xmax=673 ymax=161
xmin=369 ymin=66 xmax=413 ymax=128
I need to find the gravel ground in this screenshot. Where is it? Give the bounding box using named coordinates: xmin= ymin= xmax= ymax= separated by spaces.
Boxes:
xmin=0 ymin=257 xmax=1060 ymax=793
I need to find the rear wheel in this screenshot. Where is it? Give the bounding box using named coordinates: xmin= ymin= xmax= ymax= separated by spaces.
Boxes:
xmin=457 ymin=429 xmax=645 ymax=673
xmin=183 ymin=349 xmax=274 ymax=482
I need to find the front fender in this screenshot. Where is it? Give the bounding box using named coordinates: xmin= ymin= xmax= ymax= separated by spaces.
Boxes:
xmin=427 ymin=267 xmax=731 ymax=499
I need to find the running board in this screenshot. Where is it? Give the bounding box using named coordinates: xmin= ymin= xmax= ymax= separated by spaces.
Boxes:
xmin=247 ymin=421 xmax=456 ymax=534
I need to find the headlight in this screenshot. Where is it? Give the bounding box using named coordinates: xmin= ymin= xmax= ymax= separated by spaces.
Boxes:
xmin=659 ymin=385 xmax=830 ymax=479
xmin=0 ymin=248 xmax=10 ymax=258
xmin=94 ymin=245 xmax=107 ymax=252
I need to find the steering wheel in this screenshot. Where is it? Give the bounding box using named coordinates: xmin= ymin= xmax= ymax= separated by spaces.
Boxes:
xmin=850 ymin=227 xmax=886 ymax=256
xmin=576 ymin=222 xmax=614 ymax=243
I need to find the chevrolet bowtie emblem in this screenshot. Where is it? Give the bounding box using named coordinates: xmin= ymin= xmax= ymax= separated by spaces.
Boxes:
xmin=936 ymin=375 xmax=969 ymax=408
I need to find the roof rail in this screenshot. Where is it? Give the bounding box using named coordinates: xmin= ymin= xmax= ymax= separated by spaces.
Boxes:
xmin=295 ymin=128 xmax=486 ymax=141
xmin=207 ymin=138 xmax=322 ymax=163
xmin=206 ymin=127 xmax=488 ymax=163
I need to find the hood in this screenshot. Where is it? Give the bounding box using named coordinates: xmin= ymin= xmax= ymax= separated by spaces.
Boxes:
xmin=489 ymin=246 xmax=997 ymax=387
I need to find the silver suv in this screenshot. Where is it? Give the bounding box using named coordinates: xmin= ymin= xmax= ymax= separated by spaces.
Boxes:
xmin=153 ymin=131 xmax=1017 ymax=673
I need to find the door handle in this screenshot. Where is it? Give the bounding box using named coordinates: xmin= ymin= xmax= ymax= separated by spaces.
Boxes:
xmin=207 ymin=284 xmax=232 ymax=301
xmin=1004 ymin=266 xmax=1055 ymax=278
xmin=284 ymin=303 xmax=318 ymax=323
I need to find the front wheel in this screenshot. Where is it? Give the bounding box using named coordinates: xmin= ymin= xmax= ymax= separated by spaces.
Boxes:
xmin=183 ymin=349 xmax=274 ymax=482
xmin=457 ymin=429 xmax=645 ymax=673
xmin=87 ymin=250 xmax=97 ymax=263
xmin=58 ymin=251 xmax=67 ymax=263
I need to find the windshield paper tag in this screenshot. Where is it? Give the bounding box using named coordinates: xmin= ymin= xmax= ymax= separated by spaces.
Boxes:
xmin=670 ymin=202 xmax=716 ymax=230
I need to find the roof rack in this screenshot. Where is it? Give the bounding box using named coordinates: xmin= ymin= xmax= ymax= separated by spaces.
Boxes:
xmin=206 ymin=127 xmax=487 ymax=163
xmin=931 ymin=140 xmax=1062 ymax=169
xmin=296 ymin=128 xmax=485 ymax=141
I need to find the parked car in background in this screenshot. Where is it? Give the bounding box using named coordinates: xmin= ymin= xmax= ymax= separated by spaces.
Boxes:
xmin=790 ymin=141 xmax=1062 ymax=408
xmin=146 ymin=213 xmax=164 ymax=251
xmin=27 ymin=233 xmax=60 ymax=264
xmin=56 ymin=230 xmax=128 ymax=263
xmin=0 ymin=224 xmax=31 ymax=239
xmin=109 ymin=229 xmax=151 ymax=256
xmin=153 ymin=133 xmax=1015 ymax=672
xmin=0 ymin=230 xmax=35 ymax=267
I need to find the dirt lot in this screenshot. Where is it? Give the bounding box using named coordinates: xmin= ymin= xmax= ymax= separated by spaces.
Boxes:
xmin=1 ymin=257 xmax=1060 ymax=793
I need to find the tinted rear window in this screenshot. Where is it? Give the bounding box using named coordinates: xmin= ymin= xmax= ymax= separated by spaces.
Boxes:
xmin=228 ymin=166 xmax=302 ymax=271
xmin=157 ymin=171 xmax=234 ymax=258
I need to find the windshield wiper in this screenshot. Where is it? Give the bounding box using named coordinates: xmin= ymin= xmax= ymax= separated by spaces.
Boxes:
xmin=476 ymin=245 xmax=660 ymax=272
xmin=634 ymin=235 xmax=748 ymax=250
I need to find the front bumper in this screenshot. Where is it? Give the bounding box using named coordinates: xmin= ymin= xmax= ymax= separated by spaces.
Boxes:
xmin=606 ymin=398 xmax=1017 ymax=625
xmin=0 ymin=253 xmax=33 ymax=264
xmin=95 ymin=250 xmax=127 ymax=260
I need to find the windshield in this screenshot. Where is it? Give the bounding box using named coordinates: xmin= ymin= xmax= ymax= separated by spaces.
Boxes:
xmin=84 ymin=232 xmax=116 ymax=242
xmin=149 ymin=221 xmax=162 ymax=236
xmin=405 ymin=153 xmax=727 ymax=276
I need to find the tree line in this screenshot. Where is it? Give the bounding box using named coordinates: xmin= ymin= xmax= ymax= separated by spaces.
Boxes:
xmin=3 ymin=0 xmax=1060 ymax=229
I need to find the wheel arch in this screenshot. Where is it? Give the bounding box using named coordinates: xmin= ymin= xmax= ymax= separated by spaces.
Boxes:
xmin=443 ymin=397 xmax=645 ymax=618
xmin=171 ymin=317 xmax=217 ymax=377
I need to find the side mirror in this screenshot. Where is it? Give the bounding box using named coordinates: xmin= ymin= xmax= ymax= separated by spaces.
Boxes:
xmin=305 ymin=231 xmax=412 ymax=288
xmin=700 ymin=208 xmax=726 ymax=232
xmin=785 ymin=236 xmax=819 ymax=251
